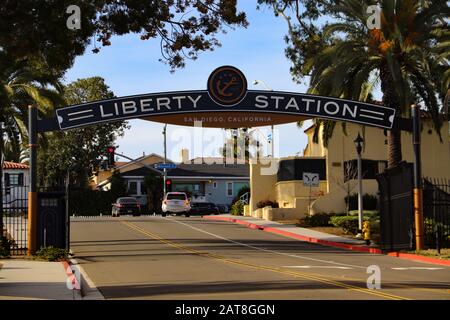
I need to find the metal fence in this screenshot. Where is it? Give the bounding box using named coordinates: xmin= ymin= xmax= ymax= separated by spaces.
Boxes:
xmin=377 ymin=162 xmax=414 ymax=251
xmin=1 ymin=185 xmax=29 ymax=255
xmin=423 ymin=178 xmax=450 ymax=252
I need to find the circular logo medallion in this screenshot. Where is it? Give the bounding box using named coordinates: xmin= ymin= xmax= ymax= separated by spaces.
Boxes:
xmin=207 ymin=66 xmax=248 ymax=106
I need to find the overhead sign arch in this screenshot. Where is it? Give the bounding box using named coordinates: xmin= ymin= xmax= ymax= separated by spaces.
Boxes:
xmin=38 ymin=66 xmax=396 ymax=132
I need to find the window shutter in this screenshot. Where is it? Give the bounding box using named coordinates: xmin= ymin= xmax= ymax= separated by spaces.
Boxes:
xmin=18 ymin=173 xmax=24 ymax=186
xmin=5 ymin=173 xmax=10 ymax=187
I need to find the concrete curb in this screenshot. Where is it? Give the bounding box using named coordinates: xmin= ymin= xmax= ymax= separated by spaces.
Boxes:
xmin=386 ymin=252 xmax=450 ymax=267
xmin=203 ymin=215 xmax=450 ymax=267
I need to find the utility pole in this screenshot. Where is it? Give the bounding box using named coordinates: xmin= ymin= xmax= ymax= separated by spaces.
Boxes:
xmin=163 ymin=124 xmax=167 ymax=195
xmin=412 ymin=104 xmax=424 ymax=250
xmin=253 ymin=80 xmax=275 ymax=157
xmin=28 ymin=105 xmax=38 ymax=255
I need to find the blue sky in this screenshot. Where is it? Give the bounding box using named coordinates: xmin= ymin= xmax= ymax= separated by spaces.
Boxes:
xmin=64 ymin=1 xmax=312 ymax=162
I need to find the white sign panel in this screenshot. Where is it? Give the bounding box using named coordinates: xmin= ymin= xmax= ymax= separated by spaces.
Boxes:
xmin=303 ymin=172 xmax=319 ymax=187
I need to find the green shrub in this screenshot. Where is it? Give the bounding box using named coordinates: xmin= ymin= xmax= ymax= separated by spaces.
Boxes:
xmin=330 ymin=214 xmax=379 ymax=235
xmin=301 ymin=213 xmax=334 ymax=227
xmin=344 ymin=194 xmax=378 ymax=211
xmin=330 ymin=216 xmax=360 ymax=234
xmin=256 ymin=200 xmax=279 ymax=209
xmin=36 ymin=246 xmax=69 ymax=261
xmin=0 ymin=237 xmax=12 ymax=258
xmin=231 ymin=202 xmax=244 ymax=216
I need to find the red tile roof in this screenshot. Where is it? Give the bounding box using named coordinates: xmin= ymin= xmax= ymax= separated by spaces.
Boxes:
xmin=2 ymin=161 xmax=29 ymax=170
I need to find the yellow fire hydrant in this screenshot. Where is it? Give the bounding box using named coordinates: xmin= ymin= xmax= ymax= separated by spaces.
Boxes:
xmin=362 ymin=221 xmax=371 ymax=245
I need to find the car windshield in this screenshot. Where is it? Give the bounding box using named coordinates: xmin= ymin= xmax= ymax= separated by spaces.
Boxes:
xmin=118 ymin=198 xmax=137 ymax=204
xmin=166 ymin=194 xmax=187 ymax=200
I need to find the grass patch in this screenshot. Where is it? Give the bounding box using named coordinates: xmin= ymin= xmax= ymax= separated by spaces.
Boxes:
xmin=35 ymin=246 xmax=69 ymax=262
xmin=0 ymin=237 xmax=12 ymax=258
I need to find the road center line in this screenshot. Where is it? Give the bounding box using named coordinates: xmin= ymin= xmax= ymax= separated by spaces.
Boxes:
xmin=167 ymin=217 xmax=366 ymax=269
xmin=121 ymin=220 xmax=409 ymax=300
xmin=283 ymin=266 xmax=353 ymax=269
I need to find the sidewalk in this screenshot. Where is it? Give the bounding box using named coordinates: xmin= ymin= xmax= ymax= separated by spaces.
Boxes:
xmin=203 ymin=214 xmax=450 ymax=266
xmin=203 ymin=214 xmax=375 ymax=250
xmin=0 ymin=259 xmax=77 ymax=300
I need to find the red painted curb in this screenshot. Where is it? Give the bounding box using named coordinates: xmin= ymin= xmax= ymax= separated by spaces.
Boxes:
xmin=203 ymin=215 xmax=448 ymax=266
xmin=387 ymin=252 xmax=450 ymax=267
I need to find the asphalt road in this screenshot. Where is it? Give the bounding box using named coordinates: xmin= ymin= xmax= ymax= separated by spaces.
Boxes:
xmin=70 ymin=215 xmax=450 ymax=300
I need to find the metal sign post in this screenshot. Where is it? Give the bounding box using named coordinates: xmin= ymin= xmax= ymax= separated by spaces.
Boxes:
xmin=303 ymin=172 xmax=319 ymax=214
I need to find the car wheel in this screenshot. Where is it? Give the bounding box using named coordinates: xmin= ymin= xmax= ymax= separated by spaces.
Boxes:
xmin=185 ymin=213 xmax=190 ymax=217
xmin=162 ymin=213 xmax=166 ymax=217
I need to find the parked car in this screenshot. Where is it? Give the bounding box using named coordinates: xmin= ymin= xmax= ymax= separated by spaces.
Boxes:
xmin=216 ymin=204 xmax=230 ymax=214
xmin=112 ymin=197 xmax=141 ymax=217
xmin=189 ymin=202 xmax=220 ymax=216
xmin=161 ymin=192 xmax=191 ymax=217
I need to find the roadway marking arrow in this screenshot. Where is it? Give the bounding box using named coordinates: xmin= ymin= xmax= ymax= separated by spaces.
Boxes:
xmin=283 ymin=266 xmax=353 ymax=270
xmin=391 ymin=267 xmax=444 ymax=270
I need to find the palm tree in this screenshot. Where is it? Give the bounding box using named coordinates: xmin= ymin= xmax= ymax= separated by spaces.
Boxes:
xmin=296 ymin=0 xmax=449 ymax=168
xmin=221 ymin=128 xmax=258 ymax=162
xmin=0 ymin=60 xmax=63 ymax=230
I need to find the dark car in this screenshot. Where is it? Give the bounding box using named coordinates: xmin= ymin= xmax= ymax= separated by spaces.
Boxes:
xmin=216 ymin=204 xmax=230 ymax=213
xmin=189 ymin=202 xmax=220 ymax=215
xmin=112 ymin=197 xmax=141 ymax=217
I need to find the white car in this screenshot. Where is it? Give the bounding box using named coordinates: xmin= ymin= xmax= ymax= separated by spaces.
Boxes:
xmin=161 ymin=192 xmax=191 ymax=217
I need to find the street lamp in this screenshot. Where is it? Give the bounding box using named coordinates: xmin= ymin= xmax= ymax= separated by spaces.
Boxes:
xmin=253 ymin=80 xmax=275 ymax=157
xmin=354 ymin=133 xmax=364 ymax=238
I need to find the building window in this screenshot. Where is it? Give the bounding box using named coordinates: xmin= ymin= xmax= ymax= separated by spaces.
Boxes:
xmin=128 ymin=181 xmax=138 ymax=195
xmin=277 ymin=158 xmax=326 ymax=182
xmin=343 ymin=160 xmax=388 ymax=181
xmin=226 ymin=182 xmax=233 ymax=197
xmin=213 ymin=181 xmax=217 ymax=189
xmin=5 ymin=173 xmax=23 ymax=186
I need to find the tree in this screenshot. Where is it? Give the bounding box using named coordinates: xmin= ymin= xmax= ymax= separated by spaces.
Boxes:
xmin=263 ymin=0 xmax=449 ymax=168
xmin=143 ymin=174 xmax=163 ymax=213
xmin=0 ymin=59 xmax=64 ymax=233
xmin=1 ymin=1 xmax=248 ymax=73
xmin=109 ymin=170 xmax=127 ymax=199
xmin=38 ymin=77 xmax=129 ymax=188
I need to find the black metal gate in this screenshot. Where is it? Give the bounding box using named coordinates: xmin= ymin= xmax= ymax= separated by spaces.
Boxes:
xmin=376 ymin=162 xmax=414 ymax=251
xmin=423 ymin=178 xmax=450 ymax=251
xmin=1 ymin=185 xmax=29 ymax=255
xmin=37 ymin=192 xmax=67 ymax=250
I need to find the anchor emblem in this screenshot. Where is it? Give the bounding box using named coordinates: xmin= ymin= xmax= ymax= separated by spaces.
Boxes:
xmin=207 ymin=66 xmax=247 ymax=106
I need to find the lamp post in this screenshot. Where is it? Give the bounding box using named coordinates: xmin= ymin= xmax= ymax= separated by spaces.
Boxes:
xmin=253 ymin=80 xmax=275 ymax=157
xmin=354 ymin=133 xmax=364 ymax=238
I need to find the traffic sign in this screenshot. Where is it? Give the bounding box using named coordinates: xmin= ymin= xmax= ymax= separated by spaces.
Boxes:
xmin=303 ymin=172 xmax=319 ymax=187
xmin=154 ymin=163 xmax=177 ymax=170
